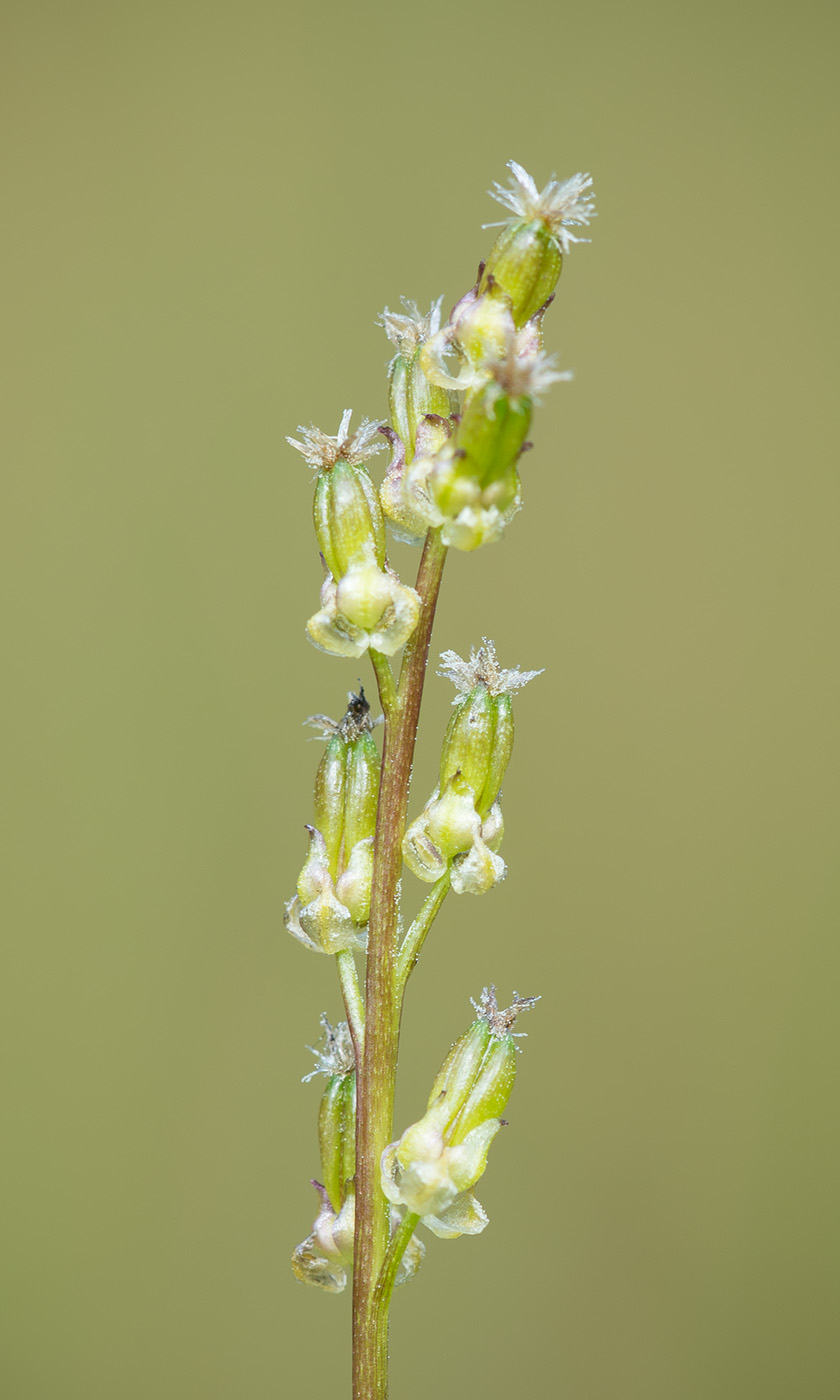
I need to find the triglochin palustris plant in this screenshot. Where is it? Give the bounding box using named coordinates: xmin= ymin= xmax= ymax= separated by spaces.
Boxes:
xmin=283 ymin=159 xmax=596 ymax=1400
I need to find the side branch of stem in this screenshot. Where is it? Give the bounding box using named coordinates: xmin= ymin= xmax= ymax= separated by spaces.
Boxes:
xmin=336 ymin=949 xmax=365 ymax=1061
xmin=396 ymin=874 xmax=451 ymax=995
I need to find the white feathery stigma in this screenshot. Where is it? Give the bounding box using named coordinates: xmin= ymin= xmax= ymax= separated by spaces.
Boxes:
xmin=302 ymin=1014 xmax=356 ymax=1082
xmin=286 ymin=409 xmax=384 ymax=472
xmin=485 ymin=341 xmax=572 ymax=404
xmin=485 ymin=160 xmax=596 ymax=255
xmin=379 ymin=296 xmax=445 ymax=355
xmin=438 ymin=639 xmax=543 ymax=701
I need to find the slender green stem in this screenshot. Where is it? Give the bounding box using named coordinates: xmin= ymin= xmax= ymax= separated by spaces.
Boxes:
xmin=374 ymin=1211 xmax=420 ymax=1316
xmin=396 ymin=873 xmax=451 ymax=995
xmin=336 ymin=949 xmax=365 ymax=1060
xmin=353 ymin=529 xmax=447 ymax=1400
xmin=369 ymin=649 xmax=397 ymax=722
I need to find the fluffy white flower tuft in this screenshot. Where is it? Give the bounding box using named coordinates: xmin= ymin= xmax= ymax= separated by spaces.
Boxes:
xmin=485 ymin=160 xmax=596 ymax=254
xmin=470 ymin=985 xmax=540 ymax=1041
xmin=438 ymin=639 xmax=543 ymax=701
xmin=485 ymin=343 xmax=572 ymax=405
xmin=379 ymin=296 xmax=445 ymax=355
xmin=286 ymin=409 xmax=384 ymax=472
xmin=302 ymin=1014 xmax=356 ymax=1082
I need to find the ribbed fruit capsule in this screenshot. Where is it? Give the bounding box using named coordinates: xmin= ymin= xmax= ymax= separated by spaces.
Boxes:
xmin=480 ymin=219 xmax=562 ymax=328
xmin=439 ymin=686 xmax=514 ymax=819
xmin=313 ymin=733 xmax=347 ymax=876
xmin=426 ymin=1000 xmax=521 ymax=1148
xmin=454 ymin=389 xmax=532 ymax=497
xmin=318 ymin=1070 xmax=356 ymax=1213
xmin=388 ymin=347 xmax=455 ymax=463
xmin=343 ymin=729 xmax=379 ymax=852
xmin=311 ymin=696 xmax=379 ymax=881
xmin=313 ymin=459 xmax=386 ymax=578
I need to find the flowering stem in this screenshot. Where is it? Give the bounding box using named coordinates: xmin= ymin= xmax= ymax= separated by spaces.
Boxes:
xmin=353 ymin=528 xmax=447 ymax=1400
xmin=396 ymin=873 xmax=451 ymax=996
xmin=336 ymin=950 xmax=365 ymax=1059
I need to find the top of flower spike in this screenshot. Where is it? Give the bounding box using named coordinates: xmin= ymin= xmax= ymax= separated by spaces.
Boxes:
xmin=485 ymin=161 xmax=596 ymax=255
xmin=286 ymin=408 xmax=384 ymax=472
xmin=302 ymin=1014 xmax=355 ymax=1082
xmin=380 ymin=297 xmax=445 ymax=356
xmin=438 ymin=639 xmax=543 ymax=702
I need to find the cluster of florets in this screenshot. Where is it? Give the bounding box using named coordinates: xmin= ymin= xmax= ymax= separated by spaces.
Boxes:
xmin=287 ymin=161 xmax=596 ymax=654
xmin=381 ymin=987 xmax=538 ymax=1237
xmin=403 ymin=641 xmax=541 ymax=894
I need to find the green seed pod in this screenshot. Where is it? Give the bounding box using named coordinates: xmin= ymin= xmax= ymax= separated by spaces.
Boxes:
xmin=476 ymin=692 xmax=513 ymax=817
xmin=313 ymin=733 xmax=347 ymax=877
xmin=339 ymin=1071 xmax=356 ymax=1192
xmin=424 ymin=988 xmax=537 ymax=1146
xmin=454 ymin=389 xmax=532 ymax=498
xmin=427 ymin=1017 xmax=491 ymax=1117
xmin=309 ymin=1018 xmax=357 ymax=1213
xmin=439 ymin=686 xmax=515 ymax=820
xmin=343 ymin=729 xmax=379 ymax=851
xmin=387 ymin=354 xmax=411 ymax=454
xmin=382 ymin=298 xmax=457 ymax=462
xmin=389 ymin=347 xmax=454 ymax=464
xmin=313 ymin=459 xmax=386 ymax=579
xmin=439 ymin=685 xmax=496 ymax=799
xmin=481 ymin=219 xmax=562 ymax=328
xmin=447 ymin=1033 xmax=516 ymax=1145
xmin=319 ymin=1073 xmax=348 ymax=1213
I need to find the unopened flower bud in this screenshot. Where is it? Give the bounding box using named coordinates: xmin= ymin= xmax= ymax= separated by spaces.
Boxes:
xmin=381 ymin=988 xmax=537 ymax=1238
xmin=481 ymin=161 xmax=596 ymax=326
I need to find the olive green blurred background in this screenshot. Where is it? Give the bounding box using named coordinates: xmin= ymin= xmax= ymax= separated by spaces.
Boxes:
xmin=2 ymin=1 xmax=839 ymax=1396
